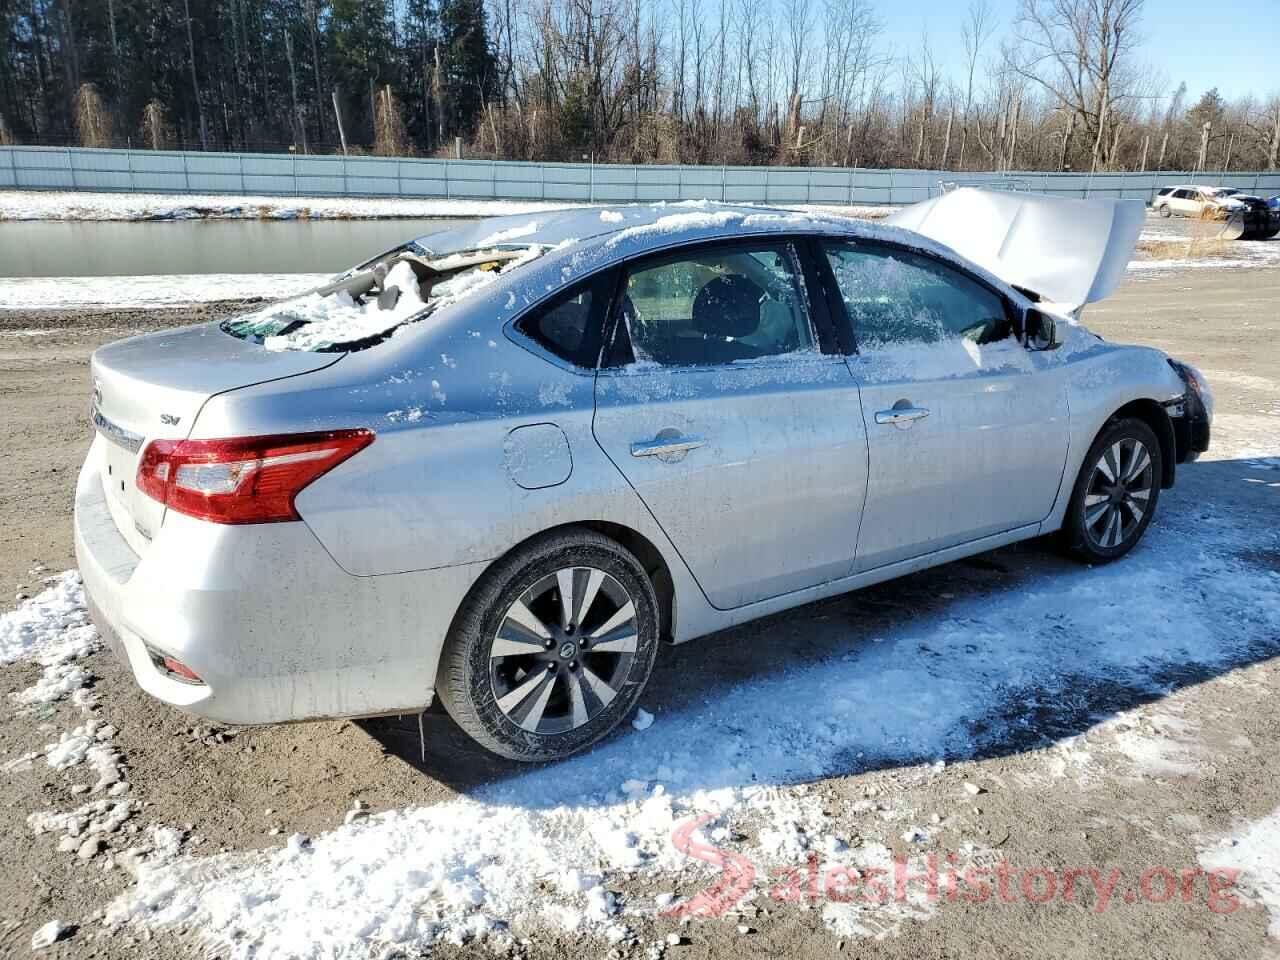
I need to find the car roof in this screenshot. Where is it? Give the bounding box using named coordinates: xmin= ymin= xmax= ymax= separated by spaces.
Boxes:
xmin=407 ymin=201 xmax=986 ymax=295
xmin=396 ymin=200 xmax=1039 ymax=339
xmin=411 ymin=202 xmax=841 ymax=257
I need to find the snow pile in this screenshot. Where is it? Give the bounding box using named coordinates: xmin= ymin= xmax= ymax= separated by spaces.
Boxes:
xmin=1199 ymin=806 xmax=1280 ymax=936
xmin=599 ymin=210 xmax=625 ymax=223
xmin=30 ymin=796 xmax=137 ymax=844
xmin=42 ymin=716 xmax=125 ymax=788
xmin=3 ymin=571 xmax=100 ymax=708
xmin=0 ymin=571 xmax=94 ymax=665
xmin=30 ymin=919 xmax=69 ymax=949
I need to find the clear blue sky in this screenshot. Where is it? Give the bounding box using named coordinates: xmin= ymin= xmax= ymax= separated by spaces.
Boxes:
xmin=878 ymin=0 xmax=1277 ymax=103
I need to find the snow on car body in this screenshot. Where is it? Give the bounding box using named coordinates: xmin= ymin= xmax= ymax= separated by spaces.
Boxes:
xmin=75 ymin=192 xmax=1212 ymax=759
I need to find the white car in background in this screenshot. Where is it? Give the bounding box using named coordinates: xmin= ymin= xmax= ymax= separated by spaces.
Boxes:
xmin=1154 ymin=184 xmax=1251 ymax=218
xmin=1152 ymin=185 xmax=1280 ymax=239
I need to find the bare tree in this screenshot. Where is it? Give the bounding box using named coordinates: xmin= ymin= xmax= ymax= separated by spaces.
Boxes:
xmin=1007 ymin=0 xmax=1145 ymax=170
xmin=1242 ymin=94 xmax=1280 ymax=170
xmin=958 ymin=0 xmax=995 ymax=169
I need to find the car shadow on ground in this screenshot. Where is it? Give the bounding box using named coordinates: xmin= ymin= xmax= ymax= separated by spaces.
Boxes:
xmin=360 ymin=455 xmax=1280 ymax=802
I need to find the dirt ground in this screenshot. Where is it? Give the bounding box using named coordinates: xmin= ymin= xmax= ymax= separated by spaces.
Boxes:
xmin=1 ymin=263 xmax=1279 ymax=959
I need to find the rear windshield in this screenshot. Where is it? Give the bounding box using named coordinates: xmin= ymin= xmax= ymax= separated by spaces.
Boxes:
xmin=222 ymin=243 xmax=549 ymax=352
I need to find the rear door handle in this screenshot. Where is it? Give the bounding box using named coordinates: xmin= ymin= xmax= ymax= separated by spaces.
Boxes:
xmin=630 ymin=434 xmax=706 ymax=458
xmin=875 ymin=406 xmax=930 ymax=426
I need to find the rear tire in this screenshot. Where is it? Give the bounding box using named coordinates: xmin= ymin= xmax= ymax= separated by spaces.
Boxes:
xmin=1060 ymin=417 xmax=1162 ymax=564
xmin=436 ymin=528 xmax=660 ymax=761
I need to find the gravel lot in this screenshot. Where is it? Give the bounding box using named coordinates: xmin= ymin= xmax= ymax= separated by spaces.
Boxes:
xmin=1 ymin=259 xmax=1279 ymax=959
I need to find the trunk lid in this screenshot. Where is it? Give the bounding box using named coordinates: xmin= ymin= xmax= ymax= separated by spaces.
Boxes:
xmin=886 ymin=188 xmax=1146 ymax=313
xmin=90 ymin=322 xmax=340 ymax=555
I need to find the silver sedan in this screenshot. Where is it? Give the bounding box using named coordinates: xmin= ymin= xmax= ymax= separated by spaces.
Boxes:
xmin=76 ymin=191 xmax=1212 ymax=760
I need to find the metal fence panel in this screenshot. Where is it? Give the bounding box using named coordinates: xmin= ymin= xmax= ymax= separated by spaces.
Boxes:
xmin=1 ymin=146 xmax=1277 ymax=206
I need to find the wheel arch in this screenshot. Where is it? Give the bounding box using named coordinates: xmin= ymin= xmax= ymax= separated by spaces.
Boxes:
xmin=457 ymin=520 xmax=678 ymax=645
xmin=1105 ymin=398 xmax=1176 ymax=488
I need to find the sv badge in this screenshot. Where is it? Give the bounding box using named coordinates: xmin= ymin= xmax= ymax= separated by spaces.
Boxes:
xmin=160 ymin=413 xmax=182 ymax=426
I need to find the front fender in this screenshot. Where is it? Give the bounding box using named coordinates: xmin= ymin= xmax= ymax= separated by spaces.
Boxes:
xmin=1042 ymin=332 xmax=1185 ymax=532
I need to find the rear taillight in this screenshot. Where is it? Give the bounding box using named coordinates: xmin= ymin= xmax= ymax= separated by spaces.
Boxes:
xmin=136 ymin=429 xmax=374 ymax=524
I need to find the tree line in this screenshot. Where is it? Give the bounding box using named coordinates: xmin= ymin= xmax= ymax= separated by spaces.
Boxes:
xmin=2 ymin=0 xmax=1278 ymax=173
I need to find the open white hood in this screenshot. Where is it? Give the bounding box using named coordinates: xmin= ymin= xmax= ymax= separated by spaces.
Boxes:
xmin=886 ymin=188 xmax=1145 ymax=313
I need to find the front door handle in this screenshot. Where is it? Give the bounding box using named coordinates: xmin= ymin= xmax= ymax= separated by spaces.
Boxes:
xmin=630 ymin=434 xmax=706 ymax=459
xmin=875 ymin=405 xmax=930 ymax=427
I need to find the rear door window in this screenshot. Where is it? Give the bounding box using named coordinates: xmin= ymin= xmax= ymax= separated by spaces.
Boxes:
xmin=607 ymin=242 xmax=815 ymax=367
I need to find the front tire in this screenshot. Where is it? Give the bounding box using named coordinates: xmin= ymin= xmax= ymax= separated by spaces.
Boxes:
xmin=1157 ymin=203 xmax=1172 ymax=218
xmin=436 ymin=529 xmax=660 ymax=761
xmin=1060 ymin=418 xmax=1162 ymax=564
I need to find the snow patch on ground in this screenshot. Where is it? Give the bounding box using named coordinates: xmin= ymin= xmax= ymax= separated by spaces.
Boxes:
xmin=1 ymin=571 xmax=96 ymax=666
xmin=1199 ymin=807 xmax=1280 ymax=937
xmin=1128 ymin=235 xmax=1280 ymax=275
xmin=1 ymin=571 xmax=174 ymax=873
xmin=30 ymin=919 xmax=70 ymax=949
xmin=0 ymin=274 xmax=329 ymax=310
xmin=98 ymin=496 xmax=1280 ymax=958
xmin=0 ymin=190 xmax=898 ymax=224
xmin=0 ymin=191 xmax=583 ymax=222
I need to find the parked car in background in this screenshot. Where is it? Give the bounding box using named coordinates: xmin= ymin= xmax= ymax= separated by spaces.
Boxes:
xmin=1153 ymin=185 xmax=1280 ymax=238
xmin=76 ymin=191 xmax=1212 ymax=761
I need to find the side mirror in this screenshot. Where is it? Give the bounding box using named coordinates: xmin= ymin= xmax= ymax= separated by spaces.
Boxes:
xmin=1024 ymin=308 xmax=1059 ymax=351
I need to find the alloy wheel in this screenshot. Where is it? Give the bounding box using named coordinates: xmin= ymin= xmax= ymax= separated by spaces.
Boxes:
xmin=489 ymin=566 xmax=639 ymax=735
xmin=1083 ymin=438 xmax=1154 ymax=549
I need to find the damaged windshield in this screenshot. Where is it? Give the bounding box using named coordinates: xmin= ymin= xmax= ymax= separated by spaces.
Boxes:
xmin=222 ymin=242 xmax=549 ymax=352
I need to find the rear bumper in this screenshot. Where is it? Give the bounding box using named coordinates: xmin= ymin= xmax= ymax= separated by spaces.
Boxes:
xmin=74 ymin=436 xmax=486 ymax=725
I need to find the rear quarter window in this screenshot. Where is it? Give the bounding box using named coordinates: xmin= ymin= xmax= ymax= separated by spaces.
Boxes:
xmin=514 ymin=281 xmax=601 ymax=369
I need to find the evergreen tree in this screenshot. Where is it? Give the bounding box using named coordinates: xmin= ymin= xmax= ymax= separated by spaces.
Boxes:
xmin=328 ymin=0 xmax=397 ymax=142
xmin=437 ymin=0 xmax=495 ymax=140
